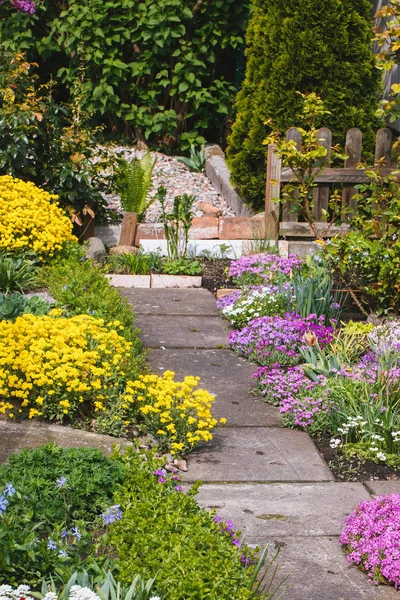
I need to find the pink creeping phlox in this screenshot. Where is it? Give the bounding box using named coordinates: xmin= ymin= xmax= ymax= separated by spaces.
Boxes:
xmin=229 ymin=253 xmax=303 ymax=281
xmin=340 ymin=494 xmax=400 ymax=587
xmin=229 ymin=312 xmax=333 ymax=367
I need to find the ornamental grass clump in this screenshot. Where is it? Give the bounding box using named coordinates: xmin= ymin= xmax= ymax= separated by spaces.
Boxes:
xmin=118 ymin=370 xmax=222 ymax=454
xmin=0 ymin=176 xmax=75 ymax=257
xmin=229 ymin=313 xmax=333 ymax=367
xmin=0 ymin=313 xmax=134 ymax=422
xmin=340 ymin=494 xmax=400 ymax=587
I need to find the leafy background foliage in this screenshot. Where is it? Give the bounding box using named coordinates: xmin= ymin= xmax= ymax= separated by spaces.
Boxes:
xmin=0 ymin=0 xmax=250 ymax=150
xmin=227 ymin=0 xmax=382 ymax=211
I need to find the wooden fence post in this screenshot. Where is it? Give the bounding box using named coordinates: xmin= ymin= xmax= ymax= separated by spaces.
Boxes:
xmin=342 ymin=128 xmax=362 ymax=219
xmin=282 ymin=127 xmax=301 ymax=222
xmin=312 ymin=127 xmax=332 ymax=221
xmin=375 ymin=128 xmax=393 ymax=165
xmin=265 ymin=144 xmax=281 ymax=242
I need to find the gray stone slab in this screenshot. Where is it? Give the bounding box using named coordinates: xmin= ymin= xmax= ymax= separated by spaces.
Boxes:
xmin=193 ymin=482 xmax=370 ymax=539
xmin=0 ymin=421 xmax=132 ymax=463
xmin=119 ymin=288 xmax=220 ymax=316
xmin=364 ymin=480 xmax=400 ymax=496
xmin=148 ymin=349 xmax=280 ymax=426
xmin=270 ymin=536 xmax=397 ymax=600
xmin=134 ymin=314 xmax=230 ymax=348
xmin=183 ymin=427 xmax=334 ymax=483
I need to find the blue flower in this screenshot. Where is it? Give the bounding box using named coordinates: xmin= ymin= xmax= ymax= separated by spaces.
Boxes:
xmin=101 ymin=504 xmax=123 ymax=525
xmin=56 ymin=476 xmax=67 ymax=489
xmin=58 ymin=550 xmax=68 ymax=558
xmin=71 ymin=526 xmax=81 ymax=541
xmin=61 ymin=529 xmax=68 ymax=539
xmin=4 ymin=483 xmax=15 ymax=497
xmin=0 ymin=495 xmax=8 ymax=515
xmin=47 ymin=539 xmax=57 ymax=550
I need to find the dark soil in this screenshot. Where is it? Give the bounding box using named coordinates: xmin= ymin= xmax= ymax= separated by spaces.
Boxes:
xmin=201 ymin=259 xmax=236 ymax=294
xmin=313 ymin=433 xmax=400 ymax=482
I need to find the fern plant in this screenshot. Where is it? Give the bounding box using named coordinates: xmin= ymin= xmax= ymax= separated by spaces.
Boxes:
xmin=115 ymin=151 xmax=156 ymax=221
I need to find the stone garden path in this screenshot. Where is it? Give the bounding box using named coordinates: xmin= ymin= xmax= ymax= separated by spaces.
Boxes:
xmin=1 ymin=287 xmax=399 ymax=598
xmin=121 ymin=287 xmax=400 ymax=600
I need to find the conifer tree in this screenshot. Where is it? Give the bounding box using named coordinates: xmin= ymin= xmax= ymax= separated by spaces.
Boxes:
xmin=227 ymin=0 xmax=382 ymax=211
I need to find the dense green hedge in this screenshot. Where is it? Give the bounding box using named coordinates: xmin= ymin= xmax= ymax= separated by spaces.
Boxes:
xmin=227 ymin=0 xmax=382 ymax=211
xmin=0 ymin=0 xmax=250 ymax=150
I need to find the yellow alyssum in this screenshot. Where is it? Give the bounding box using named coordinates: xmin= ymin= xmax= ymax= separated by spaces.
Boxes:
xmin=0 ymin=176 xmax=76 ymax=256
xmin=122 ymin=370 xmax=222 ymax=454
xmin=0 ymin=313 xmax=132 ymax=421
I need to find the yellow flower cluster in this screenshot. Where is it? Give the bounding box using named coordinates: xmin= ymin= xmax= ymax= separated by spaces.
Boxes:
xmin=0 ymin=313 xmax=131 ymax=421
xmin=121 ymin=370 xmax=221 ymax=454
xmin=0 ymin=176 xmax=76 ymax=256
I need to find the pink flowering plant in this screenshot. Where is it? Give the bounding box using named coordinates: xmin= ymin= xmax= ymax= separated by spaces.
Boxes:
xmin=229 ymin=313 xmax=333 ymax=367
xmin=340 ymin=494 xmax=400 ymax=587
xmin=229 ymin=253 xmax=303 ymax=287
xmin=1 ymin=0 xmax=35 ymax=13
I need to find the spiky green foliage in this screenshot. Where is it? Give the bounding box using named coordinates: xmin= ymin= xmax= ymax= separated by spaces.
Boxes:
xmin=227 ymin=0 xmax=382 ymax=211
xmin=115 ymin=151 xmax=156 ymax=220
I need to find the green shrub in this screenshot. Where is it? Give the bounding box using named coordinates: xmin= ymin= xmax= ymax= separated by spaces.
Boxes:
xmin=0 ymin=444 xmax=126 ymax=585
xmin=42 ymin=252 xmax=144 ymax=367
xmin=0 ymin=292 xmax=50 ymax=321
xmin=227 ymin=0 xmax=382 ymax=211
xmin=0 ymin=0 xmax=250 ymax=150
xmin=0 ymin=252 xmax=39 ymax=293
xmin=104 ymin=252 xmax=162 ymax=275
xmin=107 ymin=449 xmax=259 ymax=600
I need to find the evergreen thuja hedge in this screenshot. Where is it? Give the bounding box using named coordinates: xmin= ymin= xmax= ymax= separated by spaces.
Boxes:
xmin=227 ymin=0 xmax=382 ymax=212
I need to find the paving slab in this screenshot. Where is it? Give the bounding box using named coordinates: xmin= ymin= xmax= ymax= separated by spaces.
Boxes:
xmin=0 ymin=421 xmax=132 ymax=463
xmin=193 ymin=482 xmax=370 ymax=539
xmin=183 ymin=427 xmax=334 ymax=483
xmin=148 ymin=349 xmax=280 ymax=426
xmin=134 ymin=314 xmax=230 ymax=348
xmin=364 ymin=480 xmax=400 ymax=496
xmin=119 ymin=288 xmax=220 ymax=316
xmin=270 ymin=536 xmax=397 ymax=600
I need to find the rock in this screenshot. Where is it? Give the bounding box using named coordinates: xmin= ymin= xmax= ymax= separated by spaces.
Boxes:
xmin=204 ymin=144 xmax=225 ymax=159
xmin=84 ymin=237 xmax=106 ymax=264
xmin=216 ymin=288 xmax=237 ymax=300
xmin=198 ymin=202 xmax=222 ymax=217
xmin=109 ymin=245 xmax=139 ymax=256
xmin=174 ymin=458 xmax=188 ymax=472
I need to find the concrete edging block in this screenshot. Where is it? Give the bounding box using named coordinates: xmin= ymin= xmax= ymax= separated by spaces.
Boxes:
xmin=150 ymin=274 xmax=202 ymax=288
xmin=105 ymin=274 xmax=151 ymax=288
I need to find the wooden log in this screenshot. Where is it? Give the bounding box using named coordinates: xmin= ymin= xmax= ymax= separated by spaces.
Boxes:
xmin=265 ymin=144 xmax=281 ymax=241
xmin=375 ymin=128 xmax=393 ymax=166
xmin=342 ymin=128 xmax=362 ymax=218
xmin=282 ymin=127 xmax=301 ymax=222
xmin=119 ymin=212 xmax=138 ymax=246
xmin=279 ymin=221 xmax=349 ymax=238
xmin=280 ymin=166 xmax=398 ymax=183
xmin=312 ymin=128 xmax=332 ymax=221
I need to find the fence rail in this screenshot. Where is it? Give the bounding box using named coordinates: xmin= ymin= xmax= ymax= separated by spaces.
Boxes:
xmin=265 ymin=126 xmax=395 ymax=238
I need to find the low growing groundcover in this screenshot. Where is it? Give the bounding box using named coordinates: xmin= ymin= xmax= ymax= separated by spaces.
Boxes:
xmin=0 ymin=444 xmax=270 ymax=599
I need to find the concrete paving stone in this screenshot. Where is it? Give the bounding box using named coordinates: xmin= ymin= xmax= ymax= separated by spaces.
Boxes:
xmin=183 ymin=427 xmax=334 ymax=483
xmin=119 ymin=288 xmax=220 ymax=316
xmin=148 ymin=349 xmax=280 ymax=426
xmin=193 ymin=482 xmax=370 ymax=539
xmin=133 ymin=314 xmax=230 ymax=348
xmin=269 ymin=536 xmax=397 ymax=600
xmin=364 ymin=480 xmax=400 ymax=496
xmin=0 ymin=420 xmax=132 ymax=463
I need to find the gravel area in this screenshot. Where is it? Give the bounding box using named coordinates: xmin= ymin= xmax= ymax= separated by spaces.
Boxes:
xmin=103 ymin=146 xmax=236 ymax=222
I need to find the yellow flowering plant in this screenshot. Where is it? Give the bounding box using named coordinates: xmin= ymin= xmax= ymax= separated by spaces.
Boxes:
xmin=0 ymin=176 xmax=76 ymax=257
xmin=117 ymin=370 xmax=224 ymax=454
xmin=0 ymin=313 xmax=134 ymax=422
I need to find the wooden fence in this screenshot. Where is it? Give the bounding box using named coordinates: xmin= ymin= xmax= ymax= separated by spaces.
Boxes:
xmin=265 ymin=126 xmax=395 ymax=238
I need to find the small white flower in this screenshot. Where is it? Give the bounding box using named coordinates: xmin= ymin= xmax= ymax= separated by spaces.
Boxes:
xmin=376 ymin=452 xmax=387 ymax=461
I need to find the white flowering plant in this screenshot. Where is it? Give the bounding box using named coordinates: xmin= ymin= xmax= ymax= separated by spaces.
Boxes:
xmin=221 ymin=286 xmax=290 ymax=328
xmin=0 ymin=582 xmax=161 ymax=600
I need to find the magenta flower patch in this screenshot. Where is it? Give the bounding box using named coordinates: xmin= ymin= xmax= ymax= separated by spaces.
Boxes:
xmin=340 ymin=494 xmax=400 ymax=587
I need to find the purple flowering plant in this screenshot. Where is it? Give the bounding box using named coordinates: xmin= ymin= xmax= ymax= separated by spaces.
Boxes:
xmin=229 ymin=312 xmax=333 ymax=367
xmin=229 ymin=253 xmax=303 ymax=287
xmin=340 ymin=494 xmax=400 ymax=587
xmin=1 ymin=0 xmax=36 ymax=13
